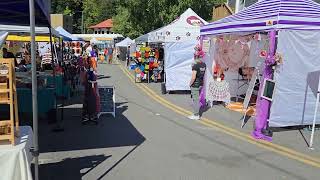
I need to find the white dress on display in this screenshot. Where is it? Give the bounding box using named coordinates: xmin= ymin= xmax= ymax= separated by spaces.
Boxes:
xmin=207 ymin=77 xmax=231 ymax=106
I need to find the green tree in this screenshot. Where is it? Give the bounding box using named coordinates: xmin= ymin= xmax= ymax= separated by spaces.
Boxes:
xmin=112 ymin=0 xmax=225 ymax=39
xmin=51 ymin=0 xmax=83 ymax=33
xmin=82 ymin=0 xmax=118 ymax=33
xmin=51 ymin=0 xmax=224 ymax=35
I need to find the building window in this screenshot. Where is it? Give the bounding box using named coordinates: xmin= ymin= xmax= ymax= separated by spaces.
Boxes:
xmin=102 ymin=31 xmax=104 ymax=34
xmin=95 ymin=31 xmax=97 ymax=34
xmin=107 ymin=31 xmax=110 ymax=34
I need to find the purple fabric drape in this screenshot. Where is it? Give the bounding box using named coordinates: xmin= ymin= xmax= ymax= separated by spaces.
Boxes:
xmin=199 ymin=37 xmax=207 ymax=108
xmin=252 ymin=30 xmax=276 ymax=141
xmin=199 ymin=86 xmax=206 ymax=107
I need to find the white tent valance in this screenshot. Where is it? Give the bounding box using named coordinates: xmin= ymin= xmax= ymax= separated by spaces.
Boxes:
xmin=0 ymin=25 xmax=60 ymax=37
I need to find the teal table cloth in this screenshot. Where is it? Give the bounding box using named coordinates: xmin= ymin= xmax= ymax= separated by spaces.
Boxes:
xmin=17 ymin=88 xmax=56 ymax=114
xmin=47 ymin=75 xmax=71 ymax=98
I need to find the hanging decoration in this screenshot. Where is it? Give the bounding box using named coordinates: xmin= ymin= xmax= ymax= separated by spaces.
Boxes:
xmin=214 ymin=35 xmax=250 ymax=72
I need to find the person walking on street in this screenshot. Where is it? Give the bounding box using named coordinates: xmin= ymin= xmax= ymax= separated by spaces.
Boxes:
xmin=188 ymin=45 xmax=206 ymax=120
xmin=104 ymin=47 xmax=108 ymax=63
xmin=126 ymin=45 xmax=130 ymax=67
xmin=108 ymin=46 xmax=113 ymax=64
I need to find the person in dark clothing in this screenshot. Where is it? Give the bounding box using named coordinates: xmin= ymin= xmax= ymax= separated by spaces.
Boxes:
xmin=188 ymin=46 xmax=206 ymax=120
xmin=3 ymin=48 xmax=17 ymax=66
xmin=126 ymin=45 xmax=130 ymax=66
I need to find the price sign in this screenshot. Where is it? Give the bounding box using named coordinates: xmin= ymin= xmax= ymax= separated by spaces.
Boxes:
xmin=98 ymin=86 xmax=115 ymax=118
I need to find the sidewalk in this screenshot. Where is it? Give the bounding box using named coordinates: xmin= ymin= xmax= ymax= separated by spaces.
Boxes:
xmin=121 ymin=60 xmax=320 ymax=158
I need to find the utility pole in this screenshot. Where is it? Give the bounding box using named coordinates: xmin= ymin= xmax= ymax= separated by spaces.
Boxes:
xmin=82 ymin=11 xmax=84 ymax=34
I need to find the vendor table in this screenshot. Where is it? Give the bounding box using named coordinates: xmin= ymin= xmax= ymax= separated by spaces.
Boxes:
xmin=47 ymin=74 xmax=71 ymax=99
xmin=17 ymin=87 xmax=56 ymax=114
xmin=16 ymin=72 xmax=71 ymax=99
xmin=0 ymin=126 xmax=34 ymax=180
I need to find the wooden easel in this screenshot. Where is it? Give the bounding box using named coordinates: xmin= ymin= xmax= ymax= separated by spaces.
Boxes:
xmin=0 ymin=58 xmax=19 ymax=145
xmin=241 ymin=61 xmax=262 ymax=128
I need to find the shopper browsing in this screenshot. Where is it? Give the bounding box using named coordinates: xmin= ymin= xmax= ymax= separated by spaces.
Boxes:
xmin=2 ymin=48 xmax=17 ymax=66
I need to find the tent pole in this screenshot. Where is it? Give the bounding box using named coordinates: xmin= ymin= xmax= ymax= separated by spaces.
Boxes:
xmin=309 ymin=76 xmax=320 ymax=149
xmin=29 ymin=0 xmax=39 ymax=180
xmin=49 ymin=28 xmax=55 ymax=71
xmin=61 ymin=39 xmax=63 ymax=62
xmin=235 ymin=0 xmax=240 ymax=13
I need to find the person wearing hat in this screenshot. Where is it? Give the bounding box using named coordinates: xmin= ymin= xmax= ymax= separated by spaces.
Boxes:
xmin=188 ymin=45 xmax=206 ymax=120
xmin=126 ymin=45 xmax=131 ymax=66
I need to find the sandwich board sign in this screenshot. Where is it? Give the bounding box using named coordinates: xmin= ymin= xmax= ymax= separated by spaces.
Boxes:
xmin=98 ymin=86 xmax=116 ymax=118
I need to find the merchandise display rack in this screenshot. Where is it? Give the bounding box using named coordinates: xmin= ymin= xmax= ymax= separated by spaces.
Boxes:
xmin=0 ymin=58 xmax=19 ymax=145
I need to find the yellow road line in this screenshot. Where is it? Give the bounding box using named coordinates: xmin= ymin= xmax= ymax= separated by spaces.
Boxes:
xmin=119 ymin=64 xmax=320 ymax=168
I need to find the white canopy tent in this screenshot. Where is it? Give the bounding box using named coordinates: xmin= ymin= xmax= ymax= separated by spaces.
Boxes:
xmin=55 ymin=26 xmax=83 ymax=41
xmin=162 ymin=8 xmax=208 ymax=91
xmin=116 ymin=37 xmax=134 ymax=47
xmin=149 ymin=8 xmax=207 ymax=43
xmin=135 ymin=26 xmax=163 ymax=43
xmin=135 ymin=33 xmax=150 ymax=43
xmin=134 ymin=8 xmax=207 ymax=91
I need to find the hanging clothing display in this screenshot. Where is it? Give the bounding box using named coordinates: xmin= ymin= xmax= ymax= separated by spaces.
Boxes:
xmin=132 ymin=45 xmax=164 ymax=83
xmin=214 ymin=36 xmax=250 ymax=72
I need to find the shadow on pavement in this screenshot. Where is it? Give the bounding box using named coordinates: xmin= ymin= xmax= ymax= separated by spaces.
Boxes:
xmin=168 ymin=90 xmax=191 ymax=95
xmin=97 ymin=75 xmax=111 ymax=80
xmin=39 ymin=102 xmax=145 ymax=153
xmin=37 ymin=100 xmax=146 ymax=179
xmin=38 ymin=155 xmax=111 ymax=180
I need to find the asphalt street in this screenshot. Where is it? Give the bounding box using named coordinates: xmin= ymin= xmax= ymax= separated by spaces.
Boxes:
xmin=38 ymin=63 xmax=320 ymax=180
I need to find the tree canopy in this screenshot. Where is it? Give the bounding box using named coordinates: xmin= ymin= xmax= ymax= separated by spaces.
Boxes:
xmin=112 ymin=0 xmax=224 ymax=38
xmin=51 ymin=0 xmax=224 ymax=37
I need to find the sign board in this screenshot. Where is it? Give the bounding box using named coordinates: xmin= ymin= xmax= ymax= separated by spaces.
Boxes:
xmin=98 ymin=86 xmax=115 ymax=118
xmin=202 ymin=39 xmax=211 ymax=53
xmin=261 ymin=79 xmax=276 ymax=101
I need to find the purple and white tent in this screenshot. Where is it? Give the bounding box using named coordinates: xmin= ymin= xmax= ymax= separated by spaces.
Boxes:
xmin=201 ymin=0 xmax=320 ymax=142
xmin=201 ymin=0 xmax=320 ymax=36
